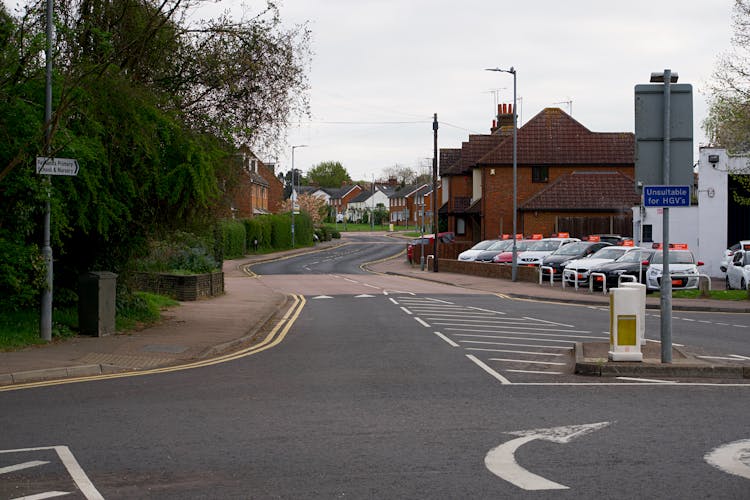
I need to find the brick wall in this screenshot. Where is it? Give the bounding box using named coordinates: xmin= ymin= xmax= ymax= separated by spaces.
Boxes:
xmin=131 ymin=272 xmax=224 ymax=301
xmin=430 ymin=259 xmax=539 ymax=282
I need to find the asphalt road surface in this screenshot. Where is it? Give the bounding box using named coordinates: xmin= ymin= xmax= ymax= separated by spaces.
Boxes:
xmin=1 ymin=233 xmax=748 ymax=499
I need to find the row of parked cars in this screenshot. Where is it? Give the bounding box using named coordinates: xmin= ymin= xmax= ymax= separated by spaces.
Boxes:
xmin=458 ymin=236 xmax=705 ymax=292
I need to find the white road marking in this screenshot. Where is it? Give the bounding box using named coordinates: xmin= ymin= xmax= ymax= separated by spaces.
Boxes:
xmin=362 ymin=283 xmax=380 ymax=289
xmin=485 ymin=422 xmax=610 ymax=490
xmin=705 ymin=439 xmax=750 ymax=480
xmin=13 ymin=492 xmax=71 ymax=499
xmin=400 ymin=307 xmax=412 ymax=315
xmin=522 ymin=316 xmax=575 ymax=328
xmin=505 ymin=369 xmax=564 ymax=375
xmin=0 ymin=446 xmax=103 ymax=500
xmin=468 ymin=306 xmax=506 ymax=315
xmin=388 ymin=298 xmax=399 ymax=305
xmin=0 ymin=460 xmax=49 ymax=474
xmin=730 ymin=354 xmax=750 ymax=360
xmin=488 ymin=358 xmax=567 ymax=366
xmin=354 ymin=294 xmax=375 ymax=298
xmin=312 ymin=295 xmax=333 ymax=299
xmin=438 ymin=324 xmax=592 ymax=334
xmin=425 ymin=316 xmax=543 ymax=323
xmin=425 ymin=298 xmax=455 ymax=304
xmin=457 ymin=340 xmax=572 ymax=350
xmin=343 ymin=278 xmax=358 ymax=283
xmin=697 ymin=355 xmax=743 ymax=361
xmin=434 ymin=331 xmax=459 ymax=347
xmin=414 ymin=317 xmax=431 ymax=328
xmin=455 ymin=334 xmax=584 ymax=344
xmin=615 ymin=377 xmax=677 ymax=384
xmin=715 ymin=322 xmax=730 ymax=326
xmin=445 ymin=328 xmax=604 ymax=340
xmin=681 ymin=318 xmax=695 ymax=322
xmin=466 ymin=354 xmax=512 ymax=384
xmin=468 ymin=348 xmax=564 ymax=357
xmin=734 ymin=324 xmax=748 ymax=328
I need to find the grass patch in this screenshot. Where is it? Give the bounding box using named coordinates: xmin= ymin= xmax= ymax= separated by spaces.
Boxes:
xmin=0 ymin=292 xmax=178 ymax=351
xmin=670 ymin=289 xmax=750 ymax=300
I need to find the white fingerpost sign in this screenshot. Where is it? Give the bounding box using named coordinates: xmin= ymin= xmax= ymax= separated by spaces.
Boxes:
xmin=36 ymin=157 xmax=80 ymax=176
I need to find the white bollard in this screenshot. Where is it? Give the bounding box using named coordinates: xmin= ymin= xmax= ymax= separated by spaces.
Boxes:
xmin=608 ymin=287 xmax=643 ymax=362
xmin=619 ymin=282 xmax=647 ymax=348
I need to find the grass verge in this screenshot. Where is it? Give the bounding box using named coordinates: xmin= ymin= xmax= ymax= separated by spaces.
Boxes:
xmin=670 ymin=289 xmax=750 ymax=300
xmin=0 ymin=292 xmax=178 ymax=351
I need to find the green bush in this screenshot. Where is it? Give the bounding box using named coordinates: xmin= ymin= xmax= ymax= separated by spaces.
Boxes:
xmin=133 ymin=231 xmax=219 ymax=274
xmin=220 ymin=219 xmax=247 ymax=259
xmin=330 ymin=228 xmax=341 ymax=239
xmin=0 ymin=232 xmax=46 ymax=311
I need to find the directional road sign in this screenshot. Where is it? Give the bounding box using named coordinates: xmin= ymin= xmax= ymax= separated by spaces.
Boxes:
xmin=36 ymin=157 xmax=80 ymax=176
xmin=643 ymin=185 xmax=691 ymax=207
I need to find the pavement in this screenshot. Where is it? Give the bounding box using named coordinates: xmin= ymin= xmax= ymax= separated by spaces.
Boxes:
xmin=1 ymin=234 xmax=748 ymax=387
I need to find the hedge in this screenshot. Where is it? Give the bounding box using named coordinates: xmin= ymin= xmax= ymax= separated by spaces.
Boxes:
xmin=220 ymin=219 xmax=247 ymax=259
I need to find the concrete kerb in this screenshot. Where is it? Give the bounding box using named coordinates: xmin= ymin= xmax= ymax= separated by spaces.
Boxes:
xmin=574 ymin=342 xmax=749 ymax=379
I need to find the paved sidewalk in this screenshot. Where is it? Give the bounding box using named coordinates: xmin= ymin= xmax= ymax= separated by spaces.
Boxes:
xmin=1 ymin=237 xmax=748 ymax=387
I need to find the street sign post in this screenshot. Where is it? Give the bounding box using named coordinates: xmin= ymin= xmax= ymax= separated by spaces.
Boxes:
xmin=643 ymin=185 xmax=691 ymax=207
xmin=36 ymin=157 xmax=80 ymax=176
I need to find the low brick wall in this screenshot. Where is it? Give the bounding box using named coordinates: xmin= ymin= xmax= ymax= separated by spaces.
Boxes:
xmin=131 ymin=271 xmax=224 ymax=301
xmin=432 ymin=259 xmax=539 ymax=283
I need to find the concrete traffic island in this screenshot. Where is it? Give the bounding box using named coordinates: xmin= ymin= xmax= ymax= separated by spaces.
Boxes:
xmin=575 ymin=341 xmax=750 ymax=379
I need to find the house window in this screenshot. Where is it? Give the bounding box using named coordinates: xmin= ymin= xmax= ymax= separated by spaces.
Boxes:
xmin=532 ymin=166 xmax=549 ymax=183
xmin=642 ymin=224 xmax=653 ymax=242
xmin=456 ymin=217 xmax=466 ymax=235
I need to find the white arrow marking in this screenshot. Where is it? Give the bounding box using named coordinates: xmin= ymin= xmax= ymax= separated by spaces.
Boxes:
xmin=311 ymin=295 xmax=333 ymax=299
xmin=354 ymin=294 xmax=375 ymax=298
xmin=485 ymin=422 xmax=611 ymax=490
xmin=705 ymin=438 xmax=750 ymax=480
xmin=0 ymin=460 xmax=50 ymax=474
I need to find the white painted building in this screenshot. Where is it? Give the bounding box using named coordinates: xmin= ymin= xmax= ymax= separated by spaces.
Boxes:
xmin=632 ymin=147 xmax=750 ymax=277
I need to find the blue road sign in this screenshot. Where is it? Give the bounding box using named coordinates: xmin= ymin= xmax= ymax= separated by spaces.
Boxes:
xmin=643 ymin=185 xmax=691 ymax=207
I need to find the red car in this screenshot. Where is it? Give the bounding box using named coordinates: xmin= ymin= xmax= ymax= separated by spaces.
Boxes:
xmin=492 ymin=239 xmax=535 ymax=263
xmin=406 ymin=232 xmax=455 ymax=263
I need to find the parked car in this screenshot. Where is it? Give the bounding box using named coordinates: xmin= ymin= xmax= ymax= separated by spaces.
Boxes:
xmin=645 ymin=248 xmax=703 ymax=292
xmin=592 ymin=249 xmax=656 ymax=290
xmin=563 ymin=245 xmax=639 ymax=286
xmin=458 ymin=239 xmax=500 ymax=261
xmin=720 ymin=240 xmax=750 ymax=273
xmin=473 ymin=239 xmax=514 ymax=262
xmin=587 ymin=234 xmax=628 ymax=245
xmin=725 ymin=248 xmax=750 ymax=290
xmin=406 ymin=232 xmax=455 ymax=263
xmin=492 ymin=240 xmax=536 ymax=263
xmin=540 ymin=241 xmax=612 ymax=279
xmin=517 ymin=237 xmax=580 ymax=266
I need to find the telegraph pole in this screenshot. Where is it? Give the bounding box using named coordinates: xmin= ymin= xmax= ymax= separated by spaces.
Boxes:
xmin=432 ymin=113 xmax=439 ymax=272
xmin=40 ymin=0 xmax=54 ymax=341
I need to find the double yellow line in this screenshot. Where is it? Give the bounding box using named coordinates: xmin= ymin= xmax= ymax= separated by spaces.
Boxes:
xmin=0 ymin=294 xmax=307 ymax=392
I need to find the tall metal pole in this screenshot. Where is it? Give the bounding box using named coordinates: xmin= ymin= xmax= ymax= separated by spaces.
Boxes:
xmin=485 ymin=67 xmax=518 ymax=281
xmin=40 ymin=0 xmax=54 ymax=341
xmin=660 ymin=69 xmax=673 ymax=363
xmin=291 ymin=147 xmax=296 ymax=248
xmin=511 ymin=68 xmax=518 ymax=282
xmin=432 ymin=113 xmax=439 ymax=272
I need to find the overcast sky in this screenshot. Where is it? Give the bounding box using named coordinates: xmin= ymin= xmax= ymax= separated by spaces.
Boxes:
xmin=119 ymin=2 xmax=745 ymax=180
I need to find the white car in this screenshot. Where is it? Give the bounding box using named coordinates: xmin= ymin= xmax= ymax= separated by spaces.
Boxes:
xmin=563 ymin=246 xmax=638 ymax=286
xmin=458 ymin=239 xmax=500 ymax=261
xmin=726 ymin=249 xmax=750 ymax=290
xmin=720 ymin=240 xmax=750 ymax=272
xmin=645 ymin=249 xmax=703 ymax=291
xmin=517 ymin=237 xmax=580 ymax=266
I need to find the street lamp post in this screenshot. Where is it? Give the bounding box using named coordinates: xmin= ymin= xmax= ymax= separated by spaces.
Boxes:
xmin=291 ymin=144 xmax=307 ymax=248
xmin=485 ymin=66 xmax=518 ymax=281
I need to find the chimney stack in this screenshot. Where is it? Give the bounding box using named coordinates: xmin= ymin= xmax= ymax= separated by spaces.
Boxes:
xmin=491 ymin=103 xmax=515 ymax=135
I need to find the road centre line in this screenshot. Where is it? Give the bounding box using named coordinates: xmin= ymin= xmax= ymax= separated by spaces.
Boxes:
xmin=414 ymin=317 xmax=431 ymax=327
xmin=438 ymin=324 xmax=593 ymax=334
xmin=466 ymin=354 xmax=512 ymax=384
xmin=470 ymin=348 xmax=565 ymax=357
xmin=459 ymin=340 xmax=573 ymax=350
xmin=448 ymin=330 xmax=606 ymax=341
xmin=400 ymin=307 xmax=412 ymax=315
xmin=434 ymin=331 xmax=459 ymax=347
xmin=488 ymin=358 xmax=567 ymax=366
xmin=522 ymin=316 xmax=575 ymax=328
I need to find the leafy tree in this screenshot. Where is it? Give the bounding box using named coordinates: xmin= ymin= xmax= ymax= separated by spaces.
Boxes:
xmin=281 ymin=193 xmax=327 ymax=224
xmin=307 ymin=161 xmax=351 ymax=187
xmin=381 ymin=164 xmax=417 ymax=186
xmin=704 ymin=0 xmax=750 ymax=203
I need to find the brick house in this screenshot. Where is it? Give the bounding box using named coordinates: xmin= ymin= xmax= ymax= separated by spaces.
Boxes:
xmin=412 ymin=184 xmax=442 ymax=232
xmin=440 ymin=106 xmax=635 ymax=241
xmin=230 ymin=148 xmax=271 ymax=218
xmin=327 ymin=185 xmax=363 ymax=219
xmin=389 ymin=184 xmax=427 ymax=227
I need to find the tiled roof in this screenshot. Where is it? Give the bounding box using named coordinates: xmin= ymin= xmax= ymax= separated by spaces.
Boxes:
xmin=520 ymin=171 xmax=641 ymax=210
xmin=350 ymin=190 xmax=373 ymax=203
xmin=324 ymin=185 xmax=360 ymax=199
xmin=439 ymin=148 xmax=461 ymax=175
xmin=478 ymin=108 xmax=634 ymax=166
xmin=444 ymin=135 xmax=507 ymax=176
xmin=389 ymin=184 xmax=425 ymax=198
